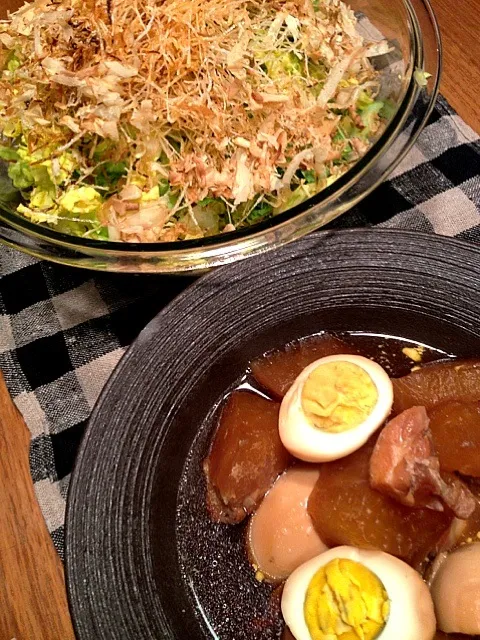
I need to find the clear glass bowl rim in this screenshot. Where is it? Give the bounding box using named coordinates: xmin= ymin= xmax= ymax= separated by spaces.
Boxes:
xmin=0 ymin=0 xmax=442 ymax=272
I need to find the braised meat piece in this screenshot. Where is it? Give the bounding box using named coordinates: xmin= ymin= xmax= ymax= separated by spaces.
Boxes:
xmin=370 ymin=406 xmax=475 ymax=519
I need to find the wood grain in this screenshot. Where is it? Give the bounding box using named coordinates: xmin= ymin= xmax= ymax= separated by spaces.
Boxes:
xmin=0 ymin=372 xmax=75 ymax=640
xmin=0 ymin=0 xmax=478 ymax=639
xmin=430 ymin=0 xmax=480 ymax=132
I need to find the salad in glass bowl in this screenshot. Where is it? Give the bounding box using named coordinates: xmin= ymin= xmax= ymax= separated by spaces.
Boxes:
xmin=0 ymin=0 xmax=394 ymax=244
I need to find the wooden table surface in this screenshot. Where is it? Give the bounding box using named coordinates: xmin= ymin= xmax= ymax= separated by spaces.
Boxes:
xmin=0 ymin=0 xmax=479 ymax=638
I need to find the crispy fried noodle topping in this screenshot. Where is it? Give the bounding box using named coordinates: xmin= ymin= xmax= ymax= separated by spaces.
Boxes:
xmin=0 ymin=0 xmax=391 ymax=241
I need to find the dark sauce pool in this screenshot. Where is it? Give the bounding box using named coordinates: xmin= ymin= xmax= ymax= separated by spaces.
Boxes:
xmin=175 ymin=332 xmax=457 ymax=640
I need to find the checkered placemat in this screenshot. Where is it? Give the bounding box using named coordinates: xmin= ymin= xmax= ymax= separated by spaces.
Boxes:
xmin=0 ymin=95 xmax=479 ymax=559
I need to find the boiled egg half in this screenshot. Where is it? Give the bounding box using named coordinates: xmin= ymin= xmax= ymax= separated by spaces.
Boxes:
xmin=281 ymin=546 xmax=436 ymax=640
xmin=279 ymin=354 xmax=393 ymax=462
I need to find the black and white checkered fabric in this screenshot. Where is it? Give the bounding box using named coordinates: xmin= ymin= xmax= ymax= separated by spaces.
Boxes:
xmin=0 ymin=95 xmax=479 ymax=559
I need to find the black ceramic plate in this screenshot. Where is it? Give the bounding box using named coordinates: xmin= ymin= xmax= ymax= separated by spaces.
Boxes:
xmin=66 ymin=228 xmax=480 ymax=640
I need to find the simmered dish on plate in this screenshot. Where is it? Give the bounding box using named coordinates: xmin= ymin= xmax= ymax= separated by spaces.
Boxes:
xmin=0 ymin=0 xmax=393 ymax=242
xmin=195 ymin=332 xmax=480 ymax=639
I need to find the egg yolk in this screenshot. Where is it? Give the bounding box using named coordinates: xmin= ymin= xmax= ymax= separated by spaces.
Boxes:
xmin=301 ymin=362 xmax=378 ymax=433
xmin=304 ymin=558 xmax=390 ymax=640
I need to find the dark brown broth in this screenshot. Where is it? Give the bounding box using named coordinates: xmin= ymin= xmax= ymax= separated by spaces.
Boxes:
xmin=176 ymin=332 xmax=462 ymax=639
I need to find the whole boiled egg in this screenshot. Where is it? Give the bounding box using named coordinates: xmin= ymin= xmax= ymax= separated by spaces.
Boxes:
xmin=430 ymin=542 xmax=480 ymax=634
xmin=281 ymin=546 xmax=436 ymax=640
xmin=247 ymin=465 xmax=328 ymax=583
xmin=279 ymin=354 xmax=393 ymax=462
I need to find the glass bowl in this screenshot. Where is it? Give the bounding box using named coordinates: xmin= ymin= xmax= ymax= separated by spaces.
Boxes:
xmin=0 ymin=0 xmax=441 ymax=273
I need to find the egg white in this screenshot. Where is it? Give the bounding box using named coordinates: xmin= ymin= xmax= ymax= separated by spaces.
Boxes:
xmin=281 ymin=546 xmax=436 ymax=640
xmin=279 ymin=354 xmax=393 ymax=462
xmin=431 ymin=542 xmax=480 ymax=634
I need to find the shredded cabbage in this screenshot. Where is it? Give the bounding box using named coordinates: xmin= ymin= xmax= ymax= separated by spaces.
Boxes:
xmin=0 ymin=0 xmax=392 ymax=241
xmin=414 ymin=68 xmax=432 ymax=88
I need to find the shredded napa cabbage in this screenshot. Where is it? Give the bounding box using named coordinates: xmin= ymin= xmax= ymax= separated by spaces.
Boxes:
xmin=0 ymin=0 xmax=393 ymax=241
